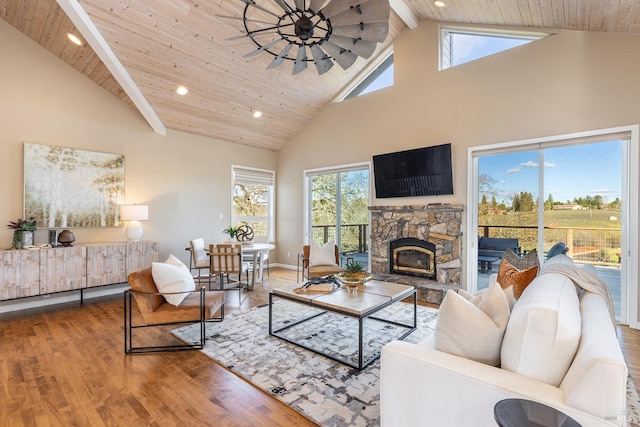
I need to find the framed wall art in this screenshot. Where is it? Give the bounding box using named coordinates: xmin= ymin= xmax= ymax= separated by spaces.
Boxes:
xmin=24 ymin=142 xmax=125 ymax=228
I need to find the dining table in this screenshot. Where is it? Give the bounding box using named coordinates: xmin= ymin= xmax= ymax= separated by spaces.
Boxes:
xmin=237 ymin=242 xmax=275 ymax=289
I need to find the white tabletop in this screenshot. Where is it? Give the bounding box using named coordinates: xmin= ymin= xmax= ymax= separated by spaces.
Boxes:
xmin=241 ymin=242 xmax=275 ymax=253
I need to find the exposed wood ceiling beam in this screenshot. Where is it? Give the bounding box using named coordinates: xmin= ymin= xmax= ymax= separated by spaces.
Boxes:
xmin=390 ymin=0 xmax=419 ymax=29
xmin=56 ymin=0 xmax=166 ymax=136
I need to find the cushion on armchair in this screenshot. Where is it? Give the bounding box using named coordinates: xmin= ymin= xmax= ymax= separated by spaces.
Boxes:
xmin=309 ymin=240 xmax=338 ymax=266
xmin=151 ymin=254 xmax=196 ymax=306
xmin=434 ymin=282 xmax=510 ymax=366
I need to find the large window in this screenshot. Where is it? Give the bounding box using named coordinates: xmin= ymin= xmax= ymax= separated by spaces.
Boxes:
xmin=231 ymin=165 xmax=275 ymax=241
xmin=467 ymin=126 xmax=639 ymax=325
xmin=440 ymin=27 xmax=548 ymax=70
xmin=304 ymin=163 xmax=370 ymax=268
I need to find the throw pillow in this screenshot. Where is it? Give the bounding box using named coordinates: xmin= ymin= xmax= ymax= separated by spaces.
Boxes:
xmin=497 ymin=260 xmax=539 ymax=300
xmin=151 ymin=254 xmax=196 ymax=306
xmin=434 ymin=282 xmax=510 ymax=366
xmin=309 ymin=240 xmax=338 ymax=267
xmin=497 ymin=249 xmax=540 ymax=300
xmin=503 ymin=248 xmax=540 ymax=270
xmin=500 ymin=272 xmax=581 ymax=387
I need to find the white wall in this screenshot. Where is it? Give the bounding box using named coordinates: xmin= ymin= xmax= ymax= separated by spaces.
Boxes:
xmin=277 ymin=21 xmax=640 ymax=324
xmin=0 ymin=19 xmax=277 ymax=267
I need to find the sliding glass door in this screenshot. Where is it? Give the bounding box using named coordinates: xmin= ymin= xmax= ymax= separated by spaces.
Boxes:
xmin=471 ymin=132 xmax=629 ymax=322
xmin=305 ymin=164 xmax=370 ymax=268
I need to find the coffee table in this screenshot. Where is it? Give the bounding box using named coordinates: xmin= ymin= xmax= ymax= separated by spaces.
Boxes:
xmin=269 ymin=280 xmax=417 ymax=370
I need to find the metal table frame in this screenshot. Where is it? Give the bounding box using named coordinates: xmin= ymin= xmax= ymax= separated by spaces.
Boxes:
xmin=268 ymin=287 xmax=417 ymax=370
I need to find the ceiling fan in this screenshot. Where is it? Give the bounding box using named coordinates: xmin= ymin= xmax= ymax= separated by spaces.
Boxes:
xmin=219 ymin=0 xmax=390 ymax=76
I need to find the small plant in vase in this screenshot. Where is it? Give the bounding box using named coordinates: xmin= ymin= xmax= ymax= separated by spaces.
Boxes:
xmin=7 ymin=218 xmax=37 ymax=249
xmin=223 ymin=225 xmax=239 ymax=241
xmin=338 ymin=260 xmax=371 ymax=293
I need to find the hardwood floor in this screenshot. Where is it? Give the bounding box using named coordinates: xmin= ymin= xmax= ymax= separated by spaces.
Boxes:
xmin=1 ymin=267 xmax=639 ymax=426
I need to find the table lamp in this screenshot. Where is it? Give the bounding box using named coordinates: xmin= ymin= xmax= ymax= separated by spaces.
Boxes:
xmin=120 ymin=204 xmax=149 ymax=241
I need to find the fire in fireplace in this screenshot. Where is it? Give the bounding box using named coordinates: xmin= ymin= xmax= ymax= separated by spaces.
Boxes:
xmin=389 ymin=237 xmax=437 ymax=280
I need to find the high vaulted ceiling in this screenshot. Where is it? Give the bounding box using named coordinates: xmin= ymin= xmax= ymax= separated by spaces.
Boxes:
xmin=3 ymin=0 xmax=640 ymax=151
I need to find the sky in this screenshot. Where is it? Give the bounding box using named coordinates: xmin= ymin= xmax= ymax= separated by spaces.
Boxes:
xmin=479 ymin=140 xmax=623 ymax=205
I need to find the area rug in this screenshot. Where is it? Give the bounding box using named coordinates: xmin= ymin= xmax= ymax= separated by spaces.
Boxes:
xmin=173 ymin=300 xmax=436 ymax=426
xmin=173 ymin=301 xmax=640 ymax=427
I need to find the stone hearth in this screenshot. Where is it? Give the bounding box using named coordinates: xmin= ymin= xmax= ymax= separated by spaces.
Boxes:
xmin=369 ymin=204 xmax=463 ymax=304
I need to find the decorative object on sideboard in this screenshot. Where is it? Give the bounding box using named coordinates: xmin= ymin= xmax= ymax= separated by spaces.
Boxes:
xmin=48 ymin=229 xmax=58 ymax=247
xmin=7 ymin=217 xmax=37 ymax=249
xmin=57 ymin=230 xmax=75 ymax=247
xmin=120 ymin=204 xmax=149 ymax=242
xmin=219 ymin=0 xmax=390 ymax=76
xmin=24 ymin=143 xmax=125 ymax=228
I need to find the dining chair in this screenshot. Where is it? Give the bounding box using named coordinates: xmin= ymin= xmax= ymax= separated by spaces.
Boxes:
xmin=188 ymin=238 xmax=213 ymax=287
xmin=209 ymin=243 xmax=250 ymax=303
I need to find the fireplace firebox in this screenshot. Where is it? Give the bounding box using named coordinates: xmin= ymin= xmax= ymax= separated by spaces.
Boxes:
xmin=389 ymin=237 xmax=436 ymax=280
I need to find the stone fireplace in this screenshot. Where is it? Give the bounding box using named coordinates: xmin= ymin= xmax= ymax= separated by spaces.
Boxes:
xmin=369 ymin=204 xmax=463 ymax=303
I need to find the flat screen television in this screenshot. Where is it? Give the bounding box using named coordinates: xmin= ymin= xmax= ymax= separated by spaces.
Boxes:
xmin=373 ymin=143 xmax=453 ymax=198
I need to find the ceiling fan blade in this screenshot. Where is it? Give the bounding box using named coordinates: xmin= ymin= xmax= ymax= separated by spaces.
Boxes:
xmin=226 ymin=29 xmax=278 ymax=41
xmin=267 ymin=43 xmax=295 ymax=69
xmin=331 ymin=22 xmax=389 ymax=43
xmin=270 ymin=0 xmax=293 ymax=12
xmin=320 ymin=0 xmax=373 ymax=19
xmin=216 ymin=15 xmax=274 ymax=26
xmin=327 ymin=34 xmax=377 ymax=58
xmin=309 ymin=0 xmax=328 ymax=13
xmin=319 ymin=41 xmax=358 ymax=70
xmin=237 ymin=0 xmax=282 ymax=18
xmin=310 ymin=43 xmax=334 ymax=75
xmin=328 ymin=0 xmax=390 ymax=26
xmin=294 ymin=0 xmax=305 ymax=11
xmin=243 ymin=39 xmax=283 ymax=58
xmin=293 ymin=45 xmax=308 ymax=74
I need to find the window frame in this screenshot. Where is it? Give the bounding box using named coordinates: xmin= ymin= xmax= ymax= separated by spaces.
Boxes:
xmin=439 ymin=26 xmax=550 ymax=70
xmin=231 ymin=165 xmax=275 ymax=241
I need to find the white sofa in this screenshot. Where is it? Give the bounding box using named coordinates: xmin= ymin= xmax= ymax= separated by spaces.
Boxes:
xmin=380 ymin=256 xmax=628 ymax=426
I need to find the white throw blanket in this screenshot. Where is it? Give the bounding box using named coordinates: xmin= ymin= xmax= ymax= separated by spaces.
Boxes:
xmin=540 ymin=263 xmax=616 ymax=326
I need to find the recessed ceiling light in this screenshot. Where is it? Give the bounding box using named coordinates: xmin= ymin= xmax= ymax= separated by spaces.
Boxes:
xmin=67 ymin=33 xmax=83 ymax=46
xmin=434 ymin=1 xmax=446 ymax=7
xmin=176 ymin=86 xmax=188 ymax=95
xmin=253 ymin=110 xmax=263 ymax=118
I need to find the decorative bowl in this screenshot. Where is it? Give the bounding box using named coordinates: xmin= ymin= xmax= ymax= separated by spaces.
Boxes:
xmin=336 ymin=272 xmax=372 ymax=294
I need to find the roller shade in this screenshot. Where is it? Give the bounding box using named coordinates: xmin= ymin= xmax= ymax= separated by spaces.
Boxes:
xmin=233 ymin=165 xmax=275 ymax=186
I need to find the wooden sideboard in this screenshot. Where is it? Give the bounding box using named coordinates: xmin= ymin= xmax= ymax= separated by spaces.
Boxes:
xmin=0 ymin=241 xmax=158 ymax=302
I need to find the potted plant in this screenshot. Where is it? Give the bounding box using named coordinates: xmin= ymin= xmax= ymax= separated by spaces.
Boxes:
xmin=337 ymin=260 xmax=371 ymax=293
xmin=223 ymin=225 xmax=239 ymax=241
xmin=7 ymin=218 xmax=37 ymax=249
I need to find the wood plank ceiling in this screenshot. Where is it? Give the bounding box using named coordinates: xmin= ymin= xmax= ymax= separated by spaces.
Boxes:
xmin=3 ymin=0 xmax=640 ymax=151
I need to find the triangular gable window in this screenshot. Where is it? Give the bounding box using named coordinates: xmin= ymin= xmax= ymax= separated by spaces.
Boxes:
xmin=440 ymin=28 xmax=549 ymax=70
xmin=342 ymin=54 xmax=393 ymax=100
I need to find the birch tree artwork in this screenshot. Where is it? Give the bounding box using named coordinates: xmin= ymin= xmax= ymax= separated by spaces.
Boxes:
xmin=24 ymin=143 xmax=125 ymax=228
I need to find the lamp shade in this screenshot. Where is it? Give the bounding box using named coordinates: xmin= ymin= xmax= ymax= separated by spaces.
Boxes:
xmin=120 ymin=204 xmax=149 ymax=221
